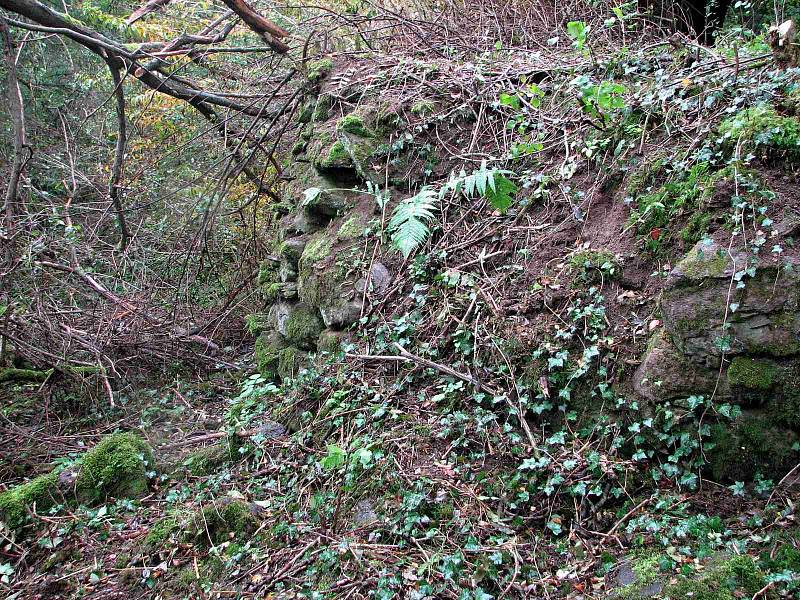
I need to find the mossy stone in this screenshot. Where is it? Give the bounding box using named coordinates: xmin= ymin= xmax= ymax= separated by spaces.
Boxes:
xmin=75 ymin=432 xmax=155 ymax=504
xmin=284 ymin=304 xmax=323 ymax=350
xmin=0 ymin=470 xmax=61 ymax=529
xmin=278 ymin=346 xmax=307 ymax=379
xmin=673 ymin=243 xmax=731 ymax=281
xmin=183 ymin=442 xmax=235 ymax=476
xmin=337 ymin=113 xmax=373 ymax=137
xmin=707 ymin=415 xmax=799 ymax=481
xmin=254 ymin=330 xmax=287 ymax=378
xmin=314 ymin=140 xmax=354 ymax=172
xmin=726 ymin=357 xmax=777 ymax=390
xmin=306 ymin=58 xmax=333 ymax=83
xmin=191 ymin=499 xmax=259 ymax=546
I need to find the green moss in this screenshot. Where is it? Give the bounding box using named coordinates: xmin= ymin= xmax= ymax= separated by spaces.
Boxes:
xmin=340 ymin=133 xmax=380 ymax=177
xmin=337 ymin=214 xmax=368 ymax=241
xmin=310 ymin=94 xmax=333 ymax=123
xmin=306 ymin=58 xmax=333 ymax=83
xmin=727 ymin=357 xmax=777 ymax=390
xmin=676 ymin=245 xmax=730 ymax=280
xmin=317 ymin=330 xmax=346 ymax=354
xmin=718 ymin=104 xmax=800 ymax=154
xmin=337 ymin=113 xmax=373 ymax=137
xmin=628 ymin=161 xmax=713 ymax=245
xmin=568 ymin=249 xmax=619 ymax=282
xmin=192 ymin=499 xmax=258 ymax=546
xmin=0 ymin=368 xmax=53 ymax=383
xmin=278 ymin=347 xmax=307 ymax=380
xmin=617 ymin=554 xmax=661 ymax=599
xmin=680 ymin=211 xmax=712 ymax=245
xmin=183 ymin=442 xmax=234 ymax=476
xmin=144 ymin=515 xmax=179 ymax=548
xmin=707 ymin=416 xmax=798 ymax=482
xmin=75 ymin=432 xmax=155 ymax=504
xmin=0 ymin=470 xmax=61 ymax=529
xmin=254 ymin=330 xmax=287 ymax=378
xmin=315 ymin=140 xmax=353 ymax=171
xmin=245 ymin=313 xmax=270 ymax=336
xmin=258 ymin=260 xmax=278 ymax=287
xmin=264 ymin=282 xmax=282 ymax=303
xmin=411 ymin=100 xmax=435 ymax=116
xmin=284 ymin=305 xmax=323 ymax=349
xmin=663 ymin=555 xmax=766 ymax=600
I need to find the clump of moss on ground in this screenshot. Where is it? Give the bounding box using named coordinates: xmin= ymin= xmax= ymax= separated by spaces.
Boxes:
xmin=190 ymin=499 xmax=259 ymax=546
xmin=664 ymin=555 xmax=767 ymax=600
xmin=0 ymin=470 xmax=61 ymax=529
xmin=183 ymin=442 xmax=235 ymax=476
xmin=75 ymin=432 xmax=155 ymax=504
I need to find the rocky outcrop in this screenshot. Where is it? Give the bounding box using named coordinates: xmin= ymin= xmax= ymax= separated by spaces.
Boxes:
xmin=634 ymin=239 xmax=800 ymax=479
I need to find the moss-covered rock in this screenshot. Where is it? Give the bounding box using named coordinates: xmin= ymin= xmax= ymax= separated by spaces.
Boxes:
xmin=633 ymin=330 xmax=723 ymax=402
xmin=0 ymin=470 xmax=61 ymax=529
xmin=314 ymin=140 xmax=354 ymax=172
xmin=306 ymin=57 xmax=333 ymax=83
xmin=277 ymin=346 xmax=308 ymax=379
xmin=661 ymin=241 xmax=800 ymax=361
xmin=706 ymin=415 xmax=799 ymax=481
xmin=75 ymin=432 xmax=155 ymax=504
xmin=337 ymin=113 xmax=373 ymax=137
xmin=317 ymin=329 xmax=349 ymax=354
xmin=726 ymin=357 xmax=777 ymax=390
xmin=191 ymin=499 xmax=259 ymax=546
xmin=283 ymin=304 xmax=324 ymax=350
xmin=183 ymin=442 xmax=235 ymax=476
xmin=254 ymin=329 xmax=287 ymax=378
xmin=671 ymin=240 xmax=732 ymax=282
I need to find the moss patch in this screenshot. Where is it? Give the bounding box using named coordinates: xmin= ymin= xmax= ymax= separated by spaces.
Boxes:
xmin=337 ymin=113 xmax=373 ymax=137
xmin=0 ymin=470 xmax=61 ymax=529
xmin=183 ymin=442 xmax=235 ymax=476
xmin=726 ymin=357 xmax=777 ymax=390
xmin=707 ymin=415 xmax=799 ymax=482
xmin=254 ymin=330 xmax=287 ymax=378
xmin=663 ymin=555 xmax=766 ymax=600
xmin=278 ymin=346 xmax=307 ymax=380
xmin=191 ymin=499 xmax=258 ymax=546
xmin=75 ymin=432 xmax=155 ymax=504
xmin=284 ymin=305 xmax=323 ymax=349
xmin=675 ymin=243 xmax=730 ymax=280
xmin=306 ymin=58 xmax=333 ymax=83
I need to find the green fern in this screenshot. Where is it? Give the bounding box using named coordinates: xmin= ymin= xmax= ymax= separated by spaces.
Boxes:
xmin=389 ymin=187 xmax=438 ymax=258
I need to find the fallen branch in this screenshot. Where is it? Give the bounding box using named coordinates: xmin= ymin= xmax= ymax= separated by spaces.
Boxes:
xmin=346 ymin=342 xmax=499 ymax=397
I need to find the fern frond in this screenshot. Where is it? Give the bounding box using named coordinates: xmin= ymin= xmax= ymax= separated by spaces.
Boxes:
xmin=389 ymin=187 xmax=438 ymax=258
